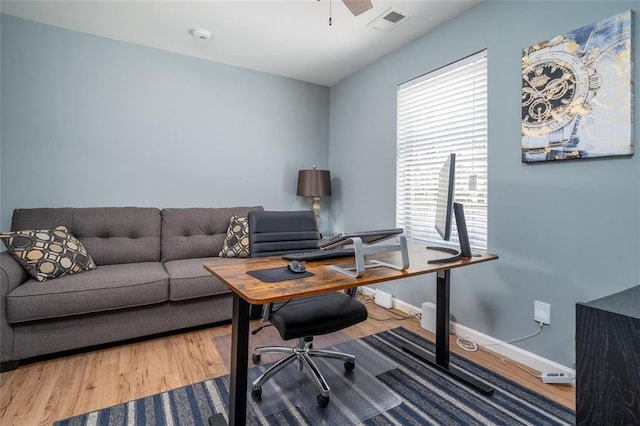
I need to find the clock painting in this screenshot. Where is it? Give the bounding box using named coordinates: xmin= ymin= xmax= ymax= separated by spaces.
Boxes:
xmin=521 ymin=11 xmax=634 ymax=163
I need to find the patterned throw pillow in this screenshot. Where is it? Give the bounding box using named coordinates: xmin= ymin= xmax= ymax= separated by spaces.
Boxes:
xmin=0 ymin=225 xmax=96 ymax=282
xmin=218 ymin=216 xmax=250 ymax=258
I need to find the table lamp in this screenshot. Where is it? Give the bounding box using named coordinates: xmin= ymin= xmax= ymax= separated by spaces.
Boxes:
xmin=297 ymin=166 xmax=331 ymax=228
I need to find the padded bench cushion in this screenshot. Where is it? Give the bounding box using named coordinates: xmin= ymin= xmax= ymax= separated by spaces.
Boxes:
xmin=6 ymin=263 xmax=168 ymax=323
xmin=163 ymin=257 xmax=230 ymax=301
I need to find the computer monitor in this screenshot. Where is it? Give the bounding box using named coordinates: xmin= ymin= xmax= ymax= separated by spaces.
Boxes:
xmin=428 ymin=153 xmax=473 ymax=263
xmin=434 ymin=153 xmax=456 ymax=241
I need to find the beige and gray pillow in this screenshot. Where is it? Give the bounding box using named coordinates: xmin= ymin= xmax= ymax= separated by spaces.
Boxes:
xmin=218 ymin=216 xmax=250 ymax=258
xmin=0 ymin=225 xmax=96 ymax=282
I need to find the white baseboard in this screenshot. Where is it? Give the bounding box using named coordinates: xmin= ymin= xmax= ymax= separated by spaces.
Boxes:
xmin=359 ymin=287 xmax=575 ymax=379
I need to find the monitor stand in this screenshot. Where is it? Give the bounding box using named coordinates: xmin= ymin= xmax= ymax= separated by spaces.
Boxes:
xmin=427 ymin=202 xmax=472 ymax=264
xmin=427 ymin=246 xmax=462 ymax=264
xmin=327 ymin=235 xmax=409 ymax=278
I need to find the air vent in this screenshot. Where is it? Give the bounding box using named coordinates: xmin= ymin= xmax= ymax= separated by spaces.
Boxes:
xmin=367 ymin=8 xmax=408 ymax=31
xmin=384 ymin=11 xmax=405 ymax=24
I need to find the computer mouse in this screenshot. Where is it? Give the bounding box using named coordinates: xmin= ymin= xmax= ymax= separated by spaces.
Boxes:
xmin=287 ymin=260 xmax=306 ymax=273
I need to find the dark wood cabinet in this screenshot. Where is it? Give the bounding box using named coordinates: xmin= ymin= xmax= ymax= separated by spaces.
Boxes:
xmin=576 ymin=285 xmax=640 ymax=425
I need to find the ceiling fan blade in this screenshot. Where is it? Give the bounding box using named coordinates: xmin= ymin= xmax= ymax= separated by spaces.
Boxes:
xmin=342 ymin=0 xmax=373 ymax=17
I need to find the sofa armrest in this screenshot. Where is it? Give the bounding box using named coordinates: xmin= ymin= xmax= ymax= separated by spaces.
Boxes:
xmin=1 ymin=252 xmax=27 ymax=362
xmin=1 ymin=252 xmax=28 ymax=294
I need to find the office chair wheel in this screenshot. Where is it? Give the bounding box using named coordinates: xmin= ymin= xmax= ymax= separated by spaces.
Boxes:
xmin=252 ymin=353 xmax=261 ymax=364
xmin=344 ymin=360 xmax=355 ymax=372
xmin=316 ymin=394 xmax=330 ymax=408
xmin=251 ymin=387 xmax=262 ymax=400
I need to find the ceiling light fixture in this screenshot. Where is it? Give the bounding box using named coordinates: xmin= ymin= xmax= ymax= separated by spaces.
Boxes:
xmin=189 ymin=28 xmax=211 ymax=40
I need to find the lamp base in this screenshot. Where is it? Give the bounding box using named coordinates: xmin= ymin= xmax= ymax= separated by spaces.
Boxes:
xmin=311 ymin=197 xmax=321 ymax=229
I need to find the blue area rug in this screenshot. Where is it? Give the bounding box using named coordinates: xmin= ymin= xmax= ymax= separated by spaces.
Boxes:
xmin=54 ymin=327 xmax=575 ymax=425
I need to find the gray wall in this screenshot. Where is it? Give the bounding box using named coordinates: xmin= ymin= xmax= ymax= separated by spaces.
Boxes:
xmin=329 ymin=1 xmax=640 ymax=366
xmin=1 ymin=14 xmax=330 ymax=232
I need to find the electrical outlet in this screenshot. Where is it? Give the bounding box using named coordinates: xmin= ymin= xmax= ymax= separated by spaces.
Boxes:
xmin=534 ymin=301 xmax=551 ymax=325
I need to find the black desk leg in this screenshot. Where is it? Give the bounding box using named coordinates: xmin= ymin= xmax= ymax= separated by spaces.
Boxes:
xmin=402 ymin=269 xmax=494 ymax=395
xmin=209 ymin=294 xmax=250 ymax=426
xmin=435 ymin=270 xmax=450 ymax=366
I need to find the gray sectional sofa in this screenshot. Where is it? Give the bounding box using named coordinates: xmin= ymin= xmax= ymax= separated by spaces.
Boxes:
xmin=0 ymin=206 xmax=263 ymax=370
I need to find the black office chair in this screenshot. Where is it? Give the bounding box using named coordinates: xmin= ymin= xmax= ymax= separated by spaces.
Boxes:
xmin=247 ymin=210 xmax=368 ymax=408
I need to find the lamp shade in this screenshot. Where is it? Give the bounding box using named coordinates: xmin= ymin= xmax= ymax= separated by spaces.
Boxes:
xmin=297 ymin=169 xmax=332 ymax=197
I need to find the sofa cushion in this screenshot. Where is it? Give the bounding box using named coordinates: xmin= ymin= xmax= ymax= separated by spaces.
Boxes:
xmin=218 ymin=216 xmax=250 ymax=258
xmin=11 ymin=207 xmax=162 ymax=265
xmin=161 ymin=207 xmax=263 ymax=262
xmin=1 ymin=226 xmax=96 ymax=282
xmin=163 ymin=257 xmax=230 ymax=301
xmin=6 ymin=262 xmax=168 ymax=323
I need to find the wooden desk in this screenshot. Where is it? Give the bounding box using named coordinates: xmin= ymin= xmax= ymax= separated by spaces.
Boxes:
xmin=204 ymin=243 xmax=498 ymax=425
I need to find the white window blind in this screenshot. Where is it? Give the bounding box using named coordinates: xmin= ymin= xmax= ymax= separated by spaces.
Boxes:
xmin=396 ymin=50 xmax=488 ymax=251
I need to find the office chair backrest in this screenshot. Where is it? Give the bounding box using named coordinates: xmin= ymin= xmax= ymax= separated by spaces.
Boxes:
xmin=248 ymin=211 xmax=320 ymax=258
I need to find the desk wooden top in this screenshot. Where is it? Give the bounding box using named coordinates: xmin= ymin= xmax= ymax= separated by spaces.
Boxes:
xmin=203 ymin=242 xmax=498 ymax=305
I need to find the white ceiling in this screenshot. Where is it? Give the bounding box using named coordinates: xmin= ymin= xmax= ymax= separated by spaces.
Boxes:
xmin=1 ymin=0 xmax=481 ymax=86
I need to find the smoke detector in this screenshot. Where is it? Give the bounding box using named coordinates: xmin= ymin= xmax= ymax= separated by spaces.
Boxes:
xmin=367 ymin=8 xmax=408 ymax=31
xmin=190 ymin=28 xmax=212 ymax=40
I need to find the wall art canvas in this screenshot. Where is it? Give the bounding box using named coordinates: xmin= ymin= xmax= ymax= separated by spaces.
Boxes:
xmin=521 ymin=11 xmax=634 ymax=163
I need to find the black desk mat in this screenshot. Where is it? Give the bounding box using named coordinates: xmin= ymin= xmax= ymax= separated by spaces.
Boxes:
xmin=247 ymin=266 xmax=314 ymax=283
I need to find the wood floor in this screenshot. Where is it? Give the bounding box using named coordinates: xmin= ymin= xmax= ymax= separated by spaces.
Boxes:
xmin=0 ymin=299 xmax=575 ymax=425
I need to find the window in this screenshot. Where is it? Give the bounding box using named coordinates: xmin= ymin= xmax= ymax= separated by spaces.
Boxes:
xmin=396 ymin=50 xmax=488 ymax=251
